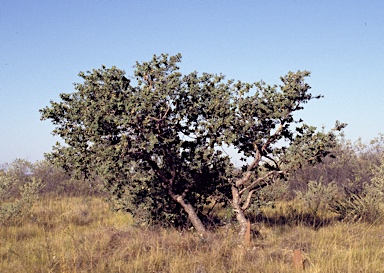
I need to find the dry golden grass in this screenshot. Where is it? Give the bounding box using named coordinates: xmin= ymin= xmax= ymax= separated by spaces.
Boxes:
xmin=1 ymin=196 xmax=384 ymax=273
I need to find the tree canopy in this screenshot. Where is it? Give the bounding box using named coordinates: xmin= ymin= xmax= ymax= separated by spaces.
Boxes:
xmin=41 ymin=53 xmax=344 ymax=235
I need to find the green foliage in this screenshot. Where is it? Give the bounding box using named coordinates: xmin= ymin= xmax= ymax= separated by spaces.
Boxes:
xmin=105 ymin=164 xmax=188 ymax=227
xmin=41 ymin=53 xmax=343 ymax=233
xmin=211 ymin=69 xmax=345 ymax=236
xmin=295 ymin=179 xmax=338 ymax=216
xmin=0 ymin=172 xmax=13 ymax=201
xmin=370 ymin=154 xmax=384 ymax=194
xmin=0 ymin=173 xmax=42 ymax=225
xmin=330 ymin=154 xmax=384 ymax=223
xmin=40 ymin=54 xmax=233 ymax=231
xmin=330 ymin=187 xmax=381 ymax=223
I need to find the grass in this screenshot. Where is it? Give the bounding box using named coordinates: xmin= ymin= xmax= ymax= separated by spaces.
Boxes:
xmin=1 ymin=196 xmax=384 ymax=272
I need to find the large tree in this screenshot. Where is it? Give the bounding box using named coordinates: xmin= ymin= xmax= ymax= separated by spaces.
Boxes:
xmin=41 ymin=54 xmax=233 ymax=234
xmin=41 ymin=54 xmax=343 ymax=236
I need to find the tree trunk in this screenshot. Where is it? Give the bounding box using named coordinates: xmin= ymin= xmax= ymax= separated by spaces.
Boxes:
xmin=231 ymin=186 xmax=248 ymax=238
xmin=171 ymin=193 xmax=206 ymax=235
xmin=236 ymin=210 xmax=248 ymax=239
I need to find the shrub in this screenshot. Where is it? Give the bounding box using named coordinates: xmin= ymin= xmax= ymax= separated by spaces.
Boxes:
xmin=295 ymin=178 xmax=338 ymax=217
xmin=329 ymin=186 xmax=382 ymax=223
xmin=0 ymin=173 xmax=43 ymax=225
xmin=330 ymin=154 xmax=384 ymax=223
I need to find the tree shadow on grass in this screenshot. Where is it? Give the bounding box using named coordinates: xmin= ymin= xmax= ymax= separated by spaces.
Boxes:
xmin=248 ymin=210 xmax=340 ymax=230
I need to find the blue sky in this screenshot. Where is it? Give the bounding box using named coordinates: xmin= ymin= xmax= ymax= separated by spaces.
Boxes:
xmin=1 ymin=1 xmax=383 ymax=164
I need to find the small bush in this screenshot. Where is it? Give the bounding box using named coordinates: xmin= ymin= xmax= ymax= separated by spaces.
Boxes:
xmin=329 ymin=186 xmax=382 ymax=223
xmin=295 ymin=179 xmax=338 ymax=217
xmin=330 ymin=154 xmax=384 ymax=223
xmin=0 ymin=174 xmax=43 ymax=225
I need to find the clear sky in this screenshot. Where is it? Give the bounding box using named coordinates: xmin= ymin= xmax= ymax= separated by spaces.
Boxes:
xmin=1 ymin=1 xmax=383 ymax=164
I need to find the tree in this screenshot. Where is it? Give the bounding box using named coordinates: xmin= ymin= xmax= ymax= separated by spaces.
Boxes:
xmin=40 ymin=54 xmax=232 ymax=234
xmin=41 ymin=54 xmax=343 ymax=236
xmin=203 ymin=71 xmax=345 ymax=237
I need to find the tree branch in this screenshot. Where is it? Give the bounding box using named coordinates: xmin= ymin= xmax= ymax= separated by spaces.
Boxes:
xmin=235 ymin=146 xmax=261 ymax=187
xmin=241 ymin=189 xmax=256 ymax=210
xmin=239 ymin=170 xmax=285 ymax=195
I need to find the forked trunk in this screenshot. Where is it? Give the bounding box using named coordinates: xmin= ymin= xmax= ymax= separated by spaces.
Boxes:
xmin=171 ymin=193 xmax=206 ymax=235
